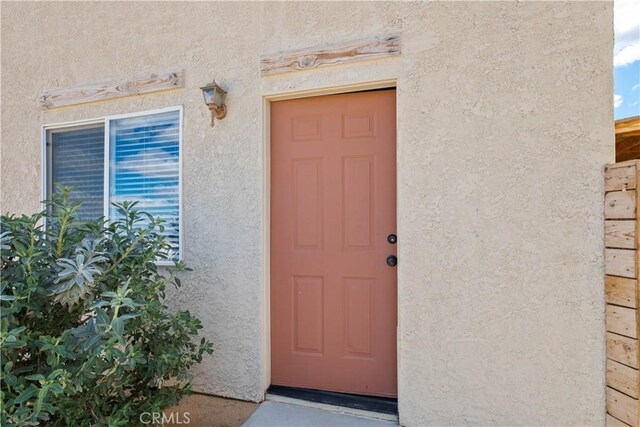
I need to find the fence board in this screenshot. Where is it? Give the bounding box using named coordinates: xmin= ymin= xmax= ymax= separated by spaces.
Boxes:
xmin=606 ymin=276 xmax=639 ymax=308
xmin=608 ymin=359 xmax=640 ymax=398
xmin=606 ymin=191 xmax=637 ymax=220
xmin=607 ymin=305 xmax=639 ymax=339
xmin=607 ymin=413 xmax=632 ymax=427
xmin=607 ymin=386 xmax=639 ymax=427
xmin=608 ymin=333 xmax=640 ymax=369
xmin=606 ymin=249 xmax=637 ymax=279
xmin=606 ymin=163 xmax=638 ymax=192
xmin=607 ymin=221 xmax=637 ymax=249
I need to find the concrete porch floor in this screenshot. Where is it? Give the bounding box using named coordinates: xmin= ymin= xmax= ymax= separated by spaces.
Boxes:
xmin=165 ymin=393 xmax=398 ymax=426
xmin=242 ymin=401 xmax=398 ymax=427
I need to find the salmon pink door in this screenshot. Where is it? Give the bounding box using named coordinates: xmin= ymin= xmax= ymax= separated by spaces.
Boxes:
xmin=270 ymin=89 xmax=397 ymax=397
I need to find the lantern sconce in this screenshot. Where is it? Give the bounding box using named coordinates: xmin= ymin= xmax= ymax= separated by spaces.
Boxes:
xmin=200 ymin=80 xmax=227 ymax=127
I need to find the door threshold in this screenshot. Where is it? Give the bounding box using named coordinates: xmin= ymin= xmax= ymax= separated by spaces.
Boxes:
xmin=265 ymin=393 xmax=399 ymax=423
xmin=266 ymin=385 xmax=398 ymax=421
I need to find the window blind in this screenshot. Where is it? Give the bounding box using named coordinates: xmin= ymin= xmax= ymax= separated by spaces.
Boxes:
xmin=50 ymin=126 xmax=105 ymax=220
xmin=109 ymin=110 xmax=181 ymax=259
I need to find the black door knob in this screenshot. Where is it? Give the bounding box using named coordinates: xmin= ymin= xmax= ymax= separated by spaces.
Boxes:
xmin=387 ymin=234 xmax=397 ymax=244
xmin=386 ymin=255 xmax=397 ymax=267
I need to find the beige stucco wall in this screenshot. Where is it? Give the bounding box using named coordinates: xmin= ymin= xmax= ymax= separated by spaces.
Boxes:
xmin=1 ymin=1 xmax=613 ymax=425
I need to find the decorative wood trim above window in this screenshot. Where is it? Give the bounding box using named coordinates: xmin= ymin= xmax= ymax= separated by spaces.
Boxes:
xmin=260 ymin=34 xmax=400 ymax=77
xmin=38 ymin=69 xmax=184 ymax=110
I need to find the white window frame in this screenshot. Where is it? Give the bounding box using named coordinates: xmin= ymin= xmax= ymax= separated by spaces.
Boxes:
xmin=41 ymin=106 xmax=184 ymax=265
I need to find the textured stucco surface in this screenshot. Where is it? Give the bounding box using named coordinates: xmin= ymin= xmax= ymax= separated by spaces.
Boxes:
xmin=1 ymin=2 xmax=613 ymax=425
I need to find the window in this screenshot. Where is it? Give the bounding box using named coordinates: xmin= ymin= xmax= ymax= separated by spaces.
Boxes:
xmin=44 ymin=107 xmax=182 ymax=262
xmin=48 ymin=125 xmax=105 ymax=219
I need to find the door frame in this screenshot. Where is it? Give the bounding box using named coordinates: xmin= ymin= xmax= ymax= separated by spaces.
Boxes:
xmin=261 ymin=79 xmax=399 ymax=399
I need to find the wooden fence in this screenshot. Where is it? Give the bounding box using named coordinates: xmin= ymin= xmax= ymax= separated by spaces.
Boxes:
xmin=605 ymin=160 xmax=640 ymax=426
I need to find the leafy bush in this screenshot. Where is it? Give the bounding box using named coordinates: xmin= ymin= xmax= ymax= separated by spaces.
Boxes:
xmin=0 ymin=189 xmax=213 ymax=426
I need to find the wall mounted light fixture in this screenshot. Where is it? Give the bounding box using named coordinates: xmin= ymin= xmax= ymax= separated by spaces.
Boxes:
xmin=200 ymin=80 xmax=227 ymax=127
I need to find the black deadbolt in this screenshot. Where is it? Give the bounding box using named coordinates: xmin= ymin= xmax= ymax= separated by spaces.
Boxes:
xmin=387 ymin=234 xmax=397 ymax=244
xmin=386 ymin=255 xmax=397 ymax=267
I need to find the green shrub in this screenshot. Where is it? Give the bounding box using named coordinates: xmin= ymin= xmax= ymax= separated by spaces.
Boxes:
xmin=0 ymin=188 xmax=213 ymax=426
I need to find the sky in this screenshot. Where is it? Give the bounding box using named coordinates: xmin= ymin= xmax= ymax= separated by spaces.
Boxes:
xmin=614 ymin=0 xmax=640 ymax=119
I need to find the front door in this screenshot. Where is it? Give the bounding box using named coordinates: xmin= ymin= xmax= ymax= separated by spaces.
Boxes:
xmin=270 ymin=89 xmax=397 ymax=397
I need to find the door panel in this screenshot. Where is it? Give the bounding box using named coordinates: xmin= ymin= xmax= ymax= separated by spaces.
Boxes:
xmin=270 ymin=89 xmax=397 ymax=397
